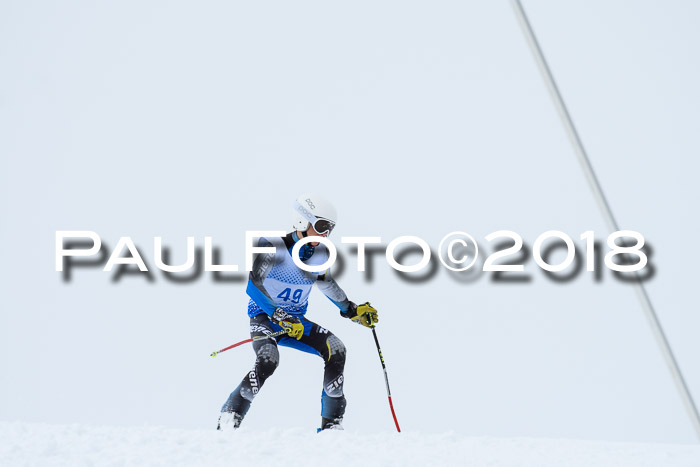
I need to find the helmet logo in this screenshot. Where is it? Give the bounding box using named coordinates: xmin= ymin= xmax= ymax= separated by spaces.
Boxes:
xmin=305 ymin=198 xmax=316 ymax=210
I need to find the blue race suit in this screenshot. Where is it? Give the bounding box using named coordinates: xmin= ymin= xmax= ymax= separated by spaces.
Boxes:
xmin=222 ymin=232 xmax=352 ymax=421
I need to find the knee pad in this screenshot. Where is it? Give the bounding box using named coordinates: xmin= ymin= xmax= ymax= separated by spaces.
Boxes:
xmin=326 ymin=335 xmax=346 ymax=363
xmin=255 ymin=343 xmax=279 ymax=376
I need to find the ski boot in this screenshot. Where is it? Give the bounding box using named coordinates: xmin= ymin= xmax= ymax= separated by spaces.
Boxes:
xmin=217 ymin=412 xmax=243 ymax=431
xmin=317 ymin=417 xmax=344 ymax=432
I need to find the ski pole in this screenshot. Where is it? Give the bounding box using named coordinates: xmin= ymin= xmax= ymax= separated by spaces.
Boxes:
xmin=210 ymin=329 xmax=288 ymax=357
xmin=370 ymin=325 xmax=401 ymax=432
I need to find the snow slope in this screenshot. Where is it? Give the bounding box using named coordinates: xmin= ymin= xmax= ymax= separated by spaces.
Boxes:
xmin=1 ymin=421 xmax=699 ymax=467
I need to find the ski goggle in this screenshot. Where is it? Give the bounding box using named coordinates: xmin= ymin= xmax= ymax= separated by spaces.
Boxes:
xmin=294 ymin=201 xmax=336 ymax=235
xmin=311 ymin=217 xmax=336 ymax=236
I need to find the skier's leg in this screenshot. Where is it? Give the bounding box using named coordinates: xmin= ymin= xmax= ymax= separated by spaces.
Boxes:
xmin=280 ymin=319 xmax=347 ymax=424
xmin=220 ymin=314 xmax=280 ymax=423
xmin=319 ymin=329 xmax=347 ymax=421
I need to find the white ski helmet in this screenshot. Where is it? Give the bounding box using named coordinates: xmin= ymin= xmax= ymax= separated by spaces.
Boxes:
xmin=292 ymin=193 xmax=338 ymax=235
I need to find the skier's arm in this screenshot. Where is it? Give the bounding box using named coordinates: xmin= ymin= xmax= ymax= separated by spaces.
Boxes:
xmin=246 ymin=238 xmax=278 ymax=317
xmin=317 ymin=272 xmax=379 ymax=327
xmin=316 ymin=270 xmax=352 ymax=315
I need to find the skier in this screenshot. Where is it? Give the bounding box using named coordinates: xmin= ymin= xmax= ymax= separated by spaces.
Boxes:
xmin=218 ymin=193 xmax=379 ymax=432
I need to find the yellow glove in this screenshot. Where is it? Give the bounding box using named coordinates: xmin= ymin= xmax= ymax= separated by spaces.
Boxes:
xmin=272 ymin=308 xmax=304 ymax=340
xmin=349 ymin=302 xmax=379 ymax=328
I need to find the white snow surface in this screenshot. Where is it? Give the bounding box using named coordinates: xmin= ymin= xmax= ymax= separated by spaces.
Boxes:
xmin=1 ymin=421 xmax=699 ymax=467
